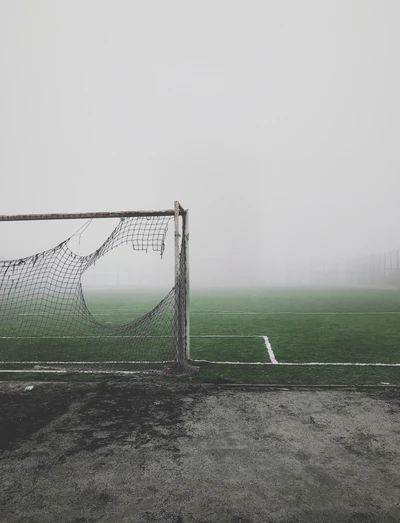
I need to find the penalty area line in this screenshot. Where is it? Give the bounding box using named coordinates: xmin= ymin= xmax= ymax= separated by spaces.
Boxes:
xmin=0 ymin=335 xmax=260 ymax=340
xmin=263 ymin=335 xmax=278 ymax=364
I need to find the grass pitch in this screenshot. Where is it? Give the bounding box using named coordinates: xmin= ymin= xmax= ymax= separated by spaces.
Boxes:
xmin=1 ymin=287 xmax=400 ymax=385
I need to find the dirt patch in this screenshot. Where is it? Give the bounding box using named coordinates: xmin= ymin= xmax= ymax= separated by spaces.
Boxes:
xmin=0 ymin=382 xmax=85 ymax=452
xmin=59 ymin=382 xmax=202 ymax=454
xmin=0 ymin=383 xmax=399 ymax=523
xmin=0 ymin=381 xmax=203 ymax=454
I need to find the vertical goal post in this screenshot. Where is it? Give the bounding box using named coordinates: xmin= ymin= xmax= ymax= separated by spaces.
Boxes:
xmin=0 ymin=202 xmax=190 ymax=372
xmin=173 ymin=201 xmax=190 ymax=365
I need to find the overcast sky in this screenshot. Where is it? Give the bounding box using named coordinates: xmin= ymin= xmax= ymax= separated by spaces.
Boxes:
xmin=1 ymin=1 xmax=399 ymax=287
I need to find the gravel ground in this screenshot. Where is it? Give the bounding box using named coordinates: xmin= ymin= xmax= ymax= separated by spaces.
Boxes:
xmin=0 ymin=381 xmax=399 ymax=523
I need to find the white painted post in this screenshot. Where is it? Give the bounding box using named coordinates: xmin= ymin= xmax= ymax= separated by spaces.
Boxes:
xmin=174 ymin=201 xmax=182 ymax=365
xmin=183 ymin=209 xmax=190 ymax=360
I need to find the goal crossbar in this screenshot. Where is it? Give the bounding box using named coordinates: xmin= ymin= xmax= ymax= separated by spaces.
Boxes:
xmin=0 ymin=208 xmax=186 ymax=222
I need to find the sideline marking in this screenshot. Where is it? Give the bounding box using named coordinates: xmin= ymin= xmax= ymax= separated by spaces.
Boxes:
xmin=2 ymin=362 xmax=400 ymax=368
xmin=263 ymin=335 xmax=278 ymax=364
xmin=192 ymin=311 xmax=400 ymax=315
xmin=0 ymin=360 xmax=173 ymax=365
xmin=1 ymin=360 xmax=400 ymax=367
xmin=274 ymin=362 xmax=400 ymax=366
xmin=192 ymin=360 xmax=400 ymax=367
xmin=0 ymin=369 xmax=154 ymax=375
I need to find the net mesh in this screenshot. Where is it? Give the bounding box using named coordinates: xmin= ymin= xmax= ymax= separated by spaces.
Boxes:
xmin=0 ymin=215 xmax=188 ymax=371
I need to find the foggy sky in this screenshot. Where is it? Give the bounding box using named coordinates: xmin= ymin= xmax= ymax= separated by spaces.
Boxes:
xmin=1 ymin=1 xmax=400 ymax=287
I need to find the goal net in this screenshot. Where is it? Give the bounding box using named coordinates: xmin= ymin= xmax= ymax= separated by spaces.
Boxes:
xmin=0 ymin=202 xmax=189 ymax=374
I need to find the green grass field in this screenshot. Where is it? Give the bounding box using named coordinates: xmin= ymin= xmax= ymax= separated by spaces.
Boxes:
xmin=1 ymin=287 xmax=400 ymax=385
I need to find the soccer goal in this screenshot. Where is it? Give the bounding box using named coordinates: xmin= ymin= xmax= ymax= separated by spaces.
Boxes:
xmin=0 ymin=202 xmax=190 ymax=374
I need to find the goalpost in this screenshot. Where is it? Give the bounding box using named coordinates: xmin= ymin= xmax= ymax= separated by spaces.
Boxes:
xmin=0 ymin=201 xmax=190 ymax=373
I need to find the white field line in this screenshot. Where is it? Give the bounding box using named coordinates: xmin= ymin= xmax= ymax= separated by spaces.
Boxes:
xmin=192 ymin=311 xmax=400 ymax=315
xmin=0 ymin=335 xmax=258 ymax=340
xmin=263 ymin=336 xmax=278 ymax=364
xmin=0 ymin=369 xmax=155 ymax=375
xmin=191 ymin=360 xmax=400 ymax=367
xmin=2 ymin=361 xmax=400 ymax=368
xmin=0 ymin=360 xmax=174 ymax=365
xmin=192 ymin=335 xmax=260 ymax=338
xmin=0 ymin=335 xmax=173 ymax=339
xmin=273 ymin=362 xmax=400 ymax=366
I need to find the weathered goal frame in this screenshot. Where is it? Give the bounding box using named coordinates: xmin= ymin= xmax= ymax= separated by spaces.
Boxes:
xmin=0 ymin=201 xmax=190 ymax=368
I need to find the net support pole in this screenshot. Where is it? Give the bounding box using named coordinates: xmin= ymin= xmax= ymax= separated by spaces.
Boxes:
xmin=183 ymin=209 xmax=190 ymax=360
xmin=174 ymin=201 xmax=183 ymax=366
